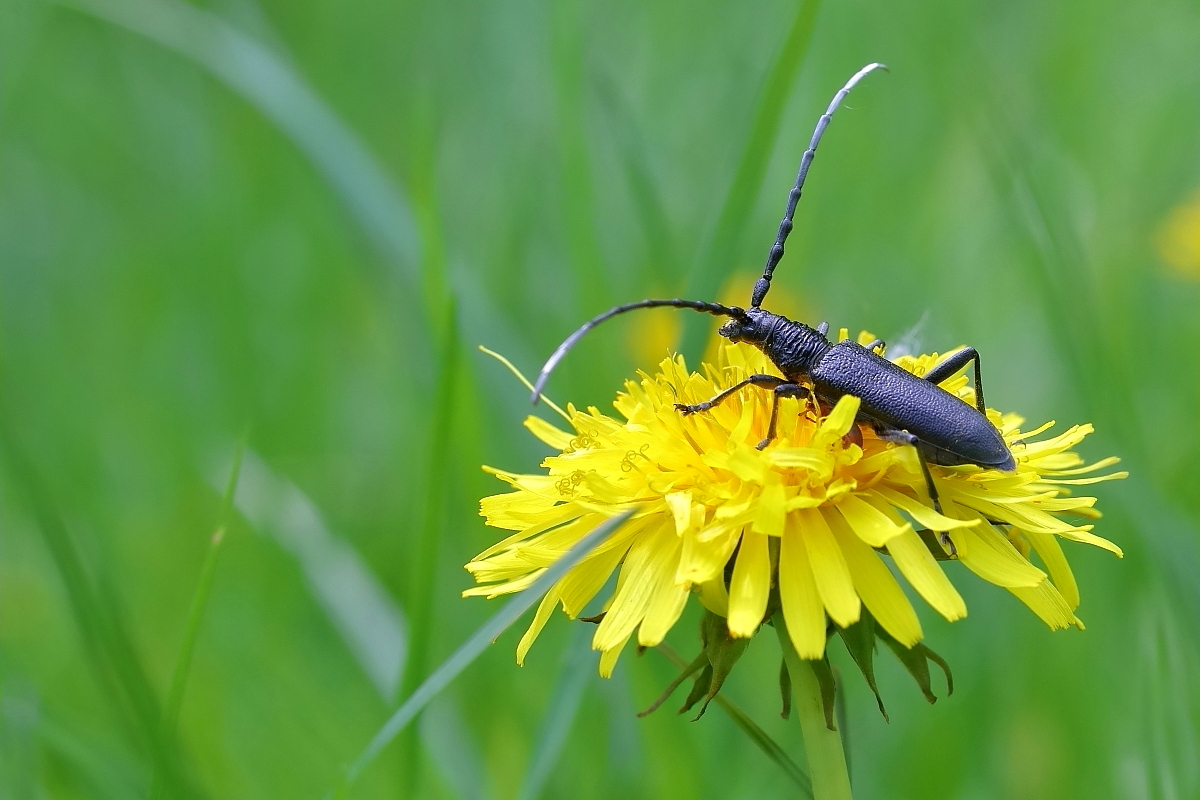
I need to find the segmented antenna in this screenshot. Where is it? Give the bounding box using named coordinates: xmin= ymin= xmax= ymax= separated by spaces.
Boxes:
xmin=530 ymin=299 xmax=747 ymax=403
xmin=750 ymin=62 xmax=888 ymax=308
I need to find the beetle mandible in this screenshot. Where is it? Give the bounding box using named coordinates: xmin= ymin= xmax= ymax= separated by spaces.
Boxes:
xmin=529 ymin=63 xmax=1016 ymax=548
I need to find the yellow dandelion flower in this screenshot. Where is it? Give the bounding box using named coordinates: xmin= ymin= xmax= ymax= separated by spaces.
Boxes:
xmin=1157 ymin=190 xmax=1200 ymax=279
xmin=466 ymin=337 xmax=1125 ymax=676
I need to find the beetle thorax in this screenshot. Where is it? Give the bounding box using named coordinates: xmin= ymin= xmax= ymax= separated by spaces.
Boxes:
xmin=717 ymin=308 xmax=830 ymax=380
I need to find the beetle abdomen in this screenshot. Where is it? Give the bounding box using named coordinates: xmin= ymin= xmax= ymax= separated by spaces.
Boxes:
xmin=810 ymin=341 xmax=1015 ymax=471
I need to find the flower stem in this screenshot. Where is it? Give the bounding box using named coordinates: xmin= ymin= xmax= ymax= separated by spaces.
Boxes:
xmin=775 ymin=618 xmax=853 ymax=800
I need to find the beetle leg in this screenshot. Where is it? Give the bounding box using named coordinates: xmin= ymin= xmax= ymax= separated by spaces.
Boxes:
xmin=675 ymin=374 xmax=785 ymax=415
xmin=801 ymin=385 xmax=822 ymax=421
xmin=922 ymin=346 xmax=986 ymax=414
xmin=757 ymin=384 xmax=806 ymax=450
xmin=873 ymin=427 xmax=957 ymax=558
xmin=864 ymin=338 xmax=885 ymax=354
xmin=816 ymin=321 xmax=830 ymax=336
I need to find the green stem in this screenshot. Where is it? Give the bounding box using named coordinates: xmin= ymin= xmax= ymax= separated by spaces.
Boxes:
xmin=775 ymin=618 xmax=853 ymax=800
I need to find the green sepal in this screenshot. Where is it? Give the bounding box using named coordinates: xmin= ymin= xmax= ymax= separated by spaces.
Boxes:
xmin=921 ymin=643 xmax=954 ymax=697
xmin=877 ymin=629 xmax=954 ymax=704
xmin=637 ymin=650 xmax=707 ymax=718
xmin=679 ymin=664 xmax=715 ymax=717
xmin=686 ymin=610 xmax=751 ymax=719
xmin=809 ymin=656 xmax=838 ymax=731
xmin=836 ymin=613 xmax=888 ymax=721
xmin=778 ymin=657 xmax=792 ymax=719
xmin=643 ymin=609 xmax=751 ymax=721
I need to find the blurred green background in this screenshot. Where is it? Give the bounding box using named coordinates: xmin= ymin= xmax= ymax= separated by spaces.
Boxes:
xmin=2 ymin=0 xmax=1199 ymax=797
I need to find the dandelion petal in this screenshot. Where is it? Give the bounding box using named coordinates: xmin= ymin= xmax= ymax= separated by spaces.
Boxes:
xmin=830 ymin=514 xmax=923 ymax=647
xmin=886 ymin=529 xmax=967 ymax=622
xmin=728 ymin=530 xmax=772 ymax=637
xmin=950 ymin=524 xmax=1045 ymax=588
xmin=593 ymin=521 xmax=676 ymax=651
xmin=801 ymin=509 xmax=860 ymax=628
xmin=1008 ymin=580 xmax=1078 ymax=630
xmin=1023 ymin=530 xmax=1080 ymax=610
xmin=778 ymin=529 xmax=827 ymax=659
xmin=836 ymin=495 xmax=907 ymax=547
xmin=517 ymin=590 xmax=561 ymax=665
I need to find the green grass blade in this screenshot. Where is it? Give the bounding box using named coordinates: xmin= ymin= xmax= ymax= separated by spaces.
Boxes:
xmin=516 ymin=625 xmax=593 ymax=800
xmin=59 ymin=0 xmax=421 ymax=279
xmin=655 ymin=643 xmax=812 ymax=796
xmin=333 ymin=509 xmax=634 ymax=797
xmin=162 ymin=437 xmax=245 ymax=737
xmin=416 ymin=700 xmax=489 ymax=800
xmin=148 ymin=437 xmax=245 ymax=799
xmin=550 ymin=0 xmax=608 ymax=307
xmin=59 ymin=0 xmax=537 ymax=405
xmin=681 ymin=0 xmax=823 ymax=357
xmin=397 ymin=299 xmax=461 ymax=796
xmin=29 ymin=709 xmax=145 ymax=800
xmin=596 ymin=79 xmax=679 ymax=285
xmin=232 ymin=450 xmax=407 ymax=697
xmin=0 ymin=421 xmax=198 ymax=799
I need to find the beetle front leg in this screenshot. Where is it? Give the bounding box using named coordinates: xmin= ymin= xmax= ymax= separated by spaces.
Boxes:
xmin=757 ymin=384 xmax=807 ymax=450
xmin=874 ymin=427 xmax=957 ymax=558
xmin=922 ymin=346 xmax=986 ymax=414
xmin=675 ymin=374 xmax=786 ymax=415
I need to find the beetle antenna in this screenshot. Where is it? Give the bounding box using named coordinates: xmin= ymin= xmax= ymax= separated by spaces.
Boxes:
xmin=751 ymin=62 xmax=888 ymax=308
xmin=530 ymin=299 xmax=747 ymax=403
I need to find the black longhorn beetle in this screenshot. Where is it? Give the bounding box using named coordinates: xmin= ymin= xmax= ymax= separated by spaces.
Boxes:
xmin=530 ymin=63 xmax=1015 ymax=549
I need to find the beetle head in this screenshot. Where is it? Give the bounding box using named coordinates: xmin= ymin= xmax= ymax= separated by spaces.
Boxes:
xmin=719 ymin=307 xmax=772 ymax=344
